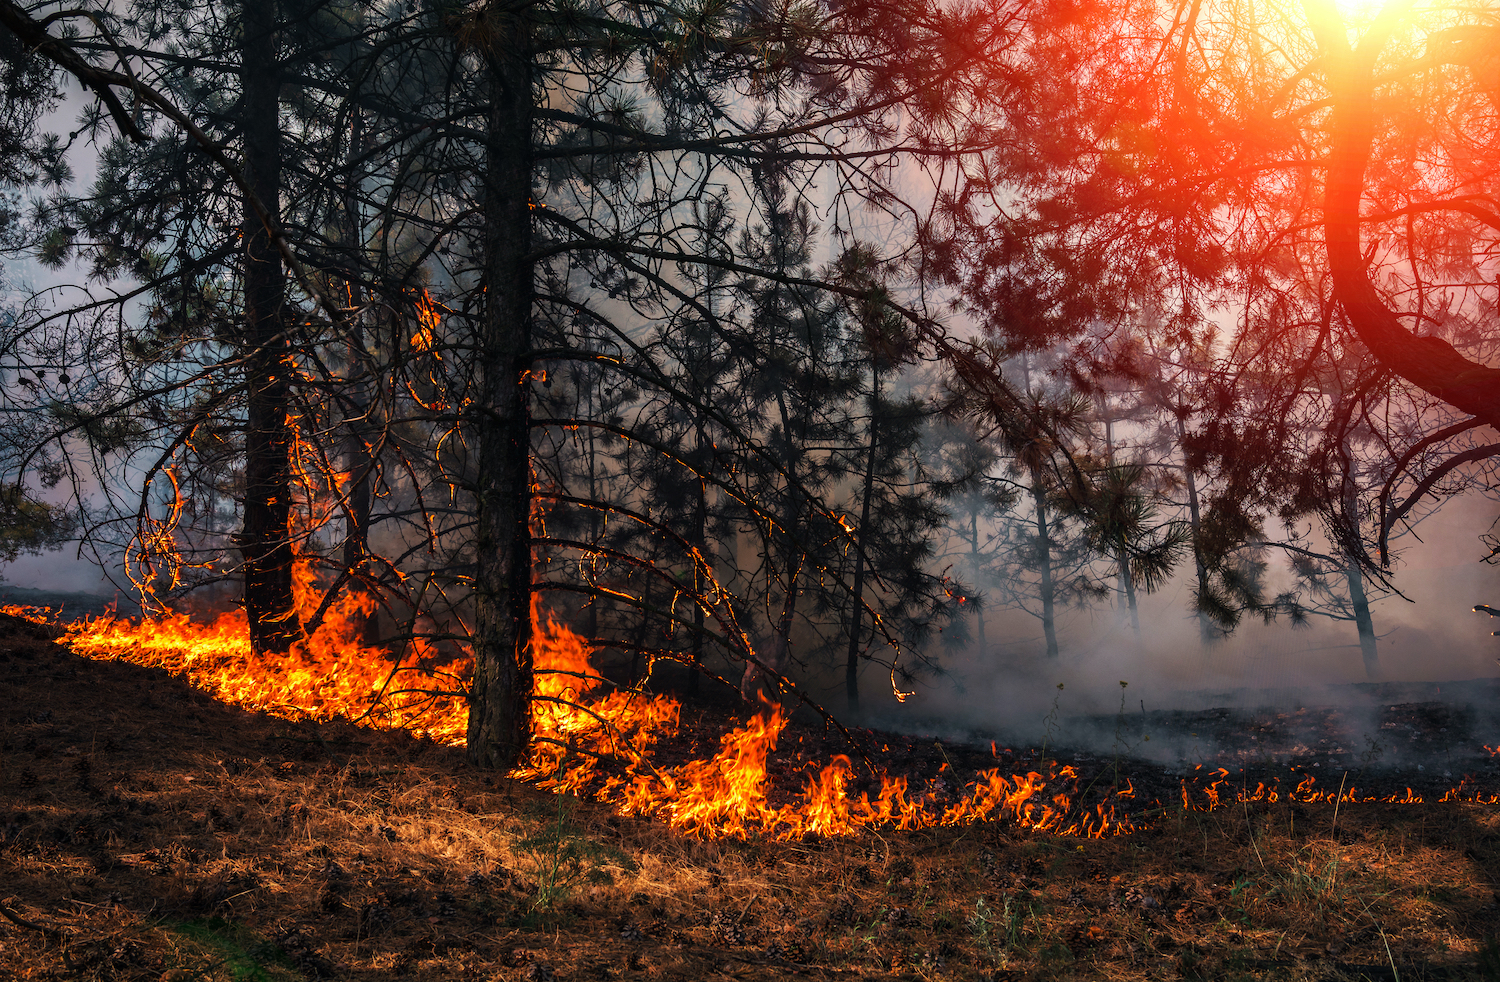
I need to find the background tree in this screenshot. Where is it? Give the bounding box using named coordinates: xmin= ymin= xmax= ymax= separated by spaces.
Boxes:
xmin=1 ymin=0 xmax=1040 ymax=768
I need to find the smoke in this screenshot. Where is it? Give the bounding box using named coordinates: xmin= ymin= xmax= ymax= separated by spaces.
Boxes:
xmin=853 ymin=491 xmax=1500 ymax=764
xmin=0 ymin=550 xmax=118 ymax=594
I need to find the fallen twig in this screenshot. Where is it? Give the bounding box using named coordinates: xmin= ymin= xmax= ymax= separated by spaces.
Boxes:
xmin=0 ymin=899 xmax=68 ymax=945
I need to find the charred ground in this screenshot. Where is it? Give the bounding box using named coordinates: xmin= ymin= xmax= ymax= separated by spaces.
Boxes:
xmin=2 ymin=610 xmax=1499 ymax=981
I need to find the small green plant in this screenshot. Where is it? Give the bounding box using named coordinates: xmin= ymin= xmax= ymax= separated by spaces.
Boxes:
xmin=1263 ymin=854 xmax=1347 ymax=917
xmin=968 ymin=896 xmax=996 ymax=956
xmin=1001 ymin=896 xmax=1030 ymax=955
xmin=968 ymin=895 xmax=1032 ymax=964
xmin=514 ymin=793 xmax=635 ymax=919
xmin=1228 ymin=876 xmax=1258 ymax=924
xmin=165 ymin=919 xmax=297 ymax=982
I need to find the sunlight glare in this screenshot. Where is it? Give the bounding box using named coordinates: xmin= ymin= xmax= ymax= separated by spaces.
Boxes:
xmin=1332 ymin=0 xmax=1382 ymax=24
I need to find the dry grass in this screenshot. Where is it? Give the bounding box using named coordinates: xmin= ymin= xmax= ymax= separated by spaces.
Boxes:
xmin=2 ymin=615 xmax=1499 ymax=981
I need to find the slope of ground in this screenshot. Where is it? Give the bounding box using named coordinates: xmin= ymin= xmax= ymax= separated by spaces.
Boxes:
xmin=2 ymin=611 xmax=1499 ymax=981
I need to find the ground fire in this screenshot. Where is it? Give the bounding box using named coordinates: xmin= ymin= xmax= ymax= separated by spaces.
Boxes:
xmin=6 ymin=586 xmax=1496 ymax=844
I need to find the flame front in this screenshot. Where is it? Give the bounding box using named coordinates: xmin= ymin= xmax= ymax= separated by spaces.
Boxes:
xmin=6 ymin=595 xmax=1492 ymax=840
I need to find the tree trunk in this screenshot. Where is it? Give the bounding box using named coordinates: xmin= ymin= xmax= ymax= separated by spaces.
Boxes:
xmin=1319 ymin=11 xmax=1500 ymax=430
xmin=628 ymin=575 xmax=655 ymax=686
xmin=743 ymin=557 xmax=801 ymax=703
xmin=690 ymin=411 xmax=709 ymax=698
xmin=467 ymin=15 xmax=534 ymax=770
xmin=340 ymin=335 xmax=377 ymax=645
xmin=969 ymin=508 xmax=986 ymax=657
xmin=340 ymin=111 xmax=378 ymax=647
xmin=585 ymin=381 xmax=600 ymax=645
xmin=1119 ymin=547 xmax=1140 ymax=636
xmin=844 ymin=364 xmax=880 ymax=714
xmin=239 ymin=0 xmax=300 ymax=654
xmin=1178 ymin=420 xmax=1214 ymax=645
xmin=741 ymin=380 xmax=805 ymax=702
xmin=1030 ymin=469 xmax=1059 ymax=660
xmin=1347 ymin=564 xmax=1378 ymax=679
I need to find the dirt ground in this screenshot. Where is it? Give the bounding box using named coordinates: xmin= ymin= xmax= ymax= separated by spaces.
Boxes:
xmin=3 ymin=610 xmax=1500 ymax=981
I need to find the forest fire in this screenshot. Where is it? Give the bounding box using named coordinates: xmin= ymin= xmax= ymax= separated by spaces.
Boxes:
xmin=4 ymin=597 xmax=1496 ymax=841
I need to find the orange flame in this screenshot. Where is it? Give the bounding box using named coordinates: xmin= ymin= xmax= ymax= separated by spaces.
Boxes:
xmin=21 ymin=588 xmax=1496 ymax=839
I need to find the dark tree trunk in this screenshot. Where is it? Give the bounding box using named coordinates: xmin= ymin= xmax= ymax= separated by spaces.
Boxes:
xmin=239 ymin=0 xmax=300 ymax=654
xmin=585 ymin=391 xmax=600 ymax=643
xmin=744 ymin=559 xmax=802 ymax=702
xmin=467 ymin=15 xmax=535 ymax=770
xmin=1030 ymin=469 xmax=1059 ymax=660
xmin=689 ymin=412 xmax=708 ymax=699
xmin=340 ymin=112 xmax=378 ymax=646
xmin=340 ymin=334 xmax=377 ymax=645
xmin=628 ymin=575 xmax=655 ymax=686
xmin=740 ymin=382 xmax=805 ymax=702
xmin=969 ymin=509 xmax=987 ymax=657
xmin=844 ymin=364 xmax=880 ymax=714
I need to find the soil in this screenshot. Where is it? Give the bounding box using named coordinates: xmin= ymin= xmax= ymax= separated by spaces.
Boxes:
xmin=3 ymin=608 xmax=1500 ymax=981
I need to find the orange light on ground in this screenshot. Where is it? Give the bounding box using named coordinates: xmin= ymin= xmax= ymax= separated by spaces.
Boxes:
xmin=12 ymin=592 xmax=1494 ymax=841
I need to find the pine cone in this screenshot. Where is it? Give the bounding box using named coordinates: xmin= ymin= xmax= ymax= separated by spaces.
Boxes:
xmin=709 ymin=910 xmax=746 ymax=946
xmin=317 ymin=884 xmax=345 ymax=913
xmin=358 ymin=901 xmax=393 ymax=935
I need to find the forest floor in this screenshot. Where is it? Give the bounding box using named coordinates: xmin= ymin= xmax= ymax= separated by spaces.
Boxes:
xmin=3 ymin=608 xmax=1500 ymax=982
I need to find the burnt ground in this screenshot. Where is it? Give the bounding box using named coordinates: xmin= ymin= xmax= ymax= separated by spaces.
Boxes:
xmin=909 ymin=683 xmax=1500 ymax=811
xmin=0 ymin=587 xmax=141 ymax=622
xmin=3 ymin=608 xmax=1500 ymax=981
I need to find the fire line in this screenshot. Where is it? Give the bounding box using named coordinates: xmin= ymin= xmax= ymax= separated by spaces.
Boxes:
xmin=5 ymin=600 xmax=1495 ymax=840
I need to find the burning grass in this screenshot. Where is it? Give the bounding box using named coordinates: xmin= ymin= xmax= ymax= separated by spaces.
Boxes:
xmin=3 ymin=607 xmax=1500 ymax=980
xmin=34 ymin=600 xmax=1147 ymax=841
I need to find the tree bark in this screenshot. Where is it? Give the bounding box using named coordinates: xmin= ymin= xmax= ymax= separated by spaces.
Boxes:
xmin=1346 ymin=560 xmax=1379 ymax=678
xmin=740 ymin=378 xmax=805 ymax=702
xmin=1319 ymin=6 xmax=1500 ymax=430
xmin=1030 ymin=468 xmax=1059 ymax=660
xmin=844 ymin=363 xmax=880 ymax=714
xmin=690 ymin=411 xmax=708 ymax=698
xmin=1177 ymin=419 xmax=1214 ymax=645
xmin=969 ymin=508 xmax=987 ymax=657
xmin=340 ymin=111 xmax=378 ymax=647
xmin=467 ymin=13 xmax=535 ymax=770
xmin=239 ymin=0 xmax=300 ymax=654
xmin=1118 ymin=547 xmax=1140 ymax=636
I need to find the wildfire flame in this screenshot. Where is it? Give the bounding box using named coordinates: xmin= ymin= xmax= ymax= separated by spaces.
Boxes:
xmin=5 ymin=591 xmax=1495 ymax=838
